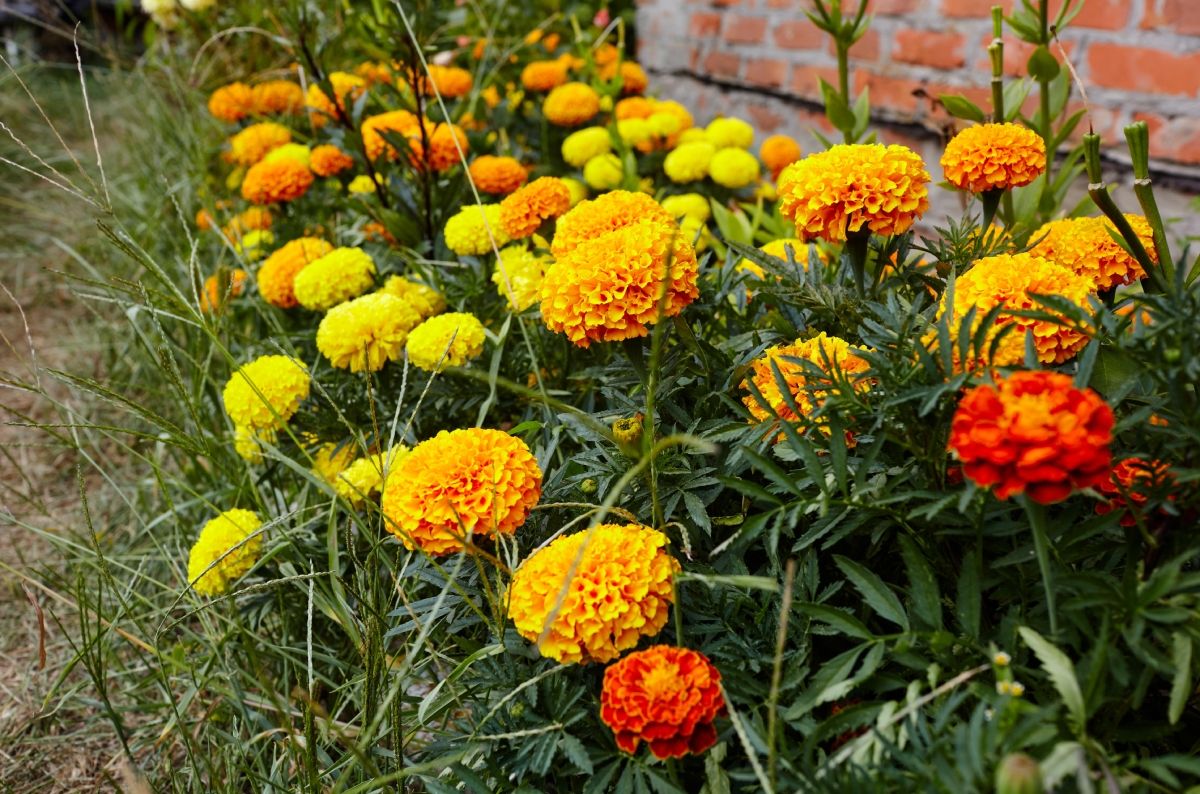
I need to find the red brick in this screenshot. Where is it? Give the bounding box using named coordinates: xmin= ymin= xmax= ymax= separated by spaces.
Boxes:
xmin=1148 ymin=117 xmax=1200 ymax=164
xmin=762 ymin=0 xmax=794 ymax=8
xmin=853 ymin=70 xmax=923 ymax=115
xmin=745 ymin=58 xmax=787 ymax=88
xmin=792 ymin=65 xmax=840 ymax=102
xmin=1141 ymin=0 xmax=1200 ymax=35
xmin=1064 ymin=101 xmax=1120 ymax=144
xmin=774 ymin=20 xmax=824 ymax=50
xmin=943 ymin=0 xmax=1014 ymax=17
xmin=827 ymin=29 xmax=881 ymax=61
xmin=723 ymin=15 xmax=766 ymax=44
xmin=702 ymin=51 xmax=742 ymax=79
xmin=868 ymin=0 xmax=921 ymax=13
xmin=1133 ymin=111 xmax=1166 ymax=137
xmin=1087 ymin=43 xmax=1200 ymax=96
xmin=985 ymin=36 xmax=1076 ymax=78
xmin=746 ymin=104 xmax=785 ymax=132
xmin=894 ymin=29 xmax=966 ymax=69
xmin=689 ymin=12 xmax=721 ymax=37
xmin=1048 ymin=0 xmax=1128 ymax=30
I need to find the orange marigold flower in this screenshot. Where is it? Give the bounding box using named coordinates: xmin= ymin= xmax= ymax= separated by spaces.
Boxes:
xmin=362 ymin=221 xmax=397 ymax=246
xmin=415 ymin=64 xmax=473 ymax=98
xmin=208 ymin=82 xmax=255 ymax=123
xmin=499 ymin=176 xmax=571 ymax=238
xmin=355 ymin=60 xmax=395 ymax=87
xmin=742 ymin=332 xmax=872 ymax=442
xmin=615 ymin=96 xmax=655 ymax=120
xmin=601 ymin=645 xmax=725 ymax=758
xmin=305 ymin=72 xmax=366 ymax=126
xmin=251 ymin=80 xmax=304 ymax=115
xmin=760 ymin=134 xmax=802 ymax=179
xmin=777 ymin=143 xmax=930 ymax=242
xmin=228 ymin=122 xmax=292 ymax=167
xmin=222 ymin=206 xmax=273 ymax=238
xmin=541 ymin=218 xmax=699 ymax=347
xmin=550 ymin=190 xmax=674 ymax=258
xmin=1096 ymin=457 xmax=1173 ymax=526
xmin=543 ymin=82 xmax=600 ymax=127
xmin=200 ymin=269 xmax=248 ymax=313
xmin=1042 ymin=215 xmax=1156 ymax=292
xmin=948 ymin=370 xmax=1114 ymax=504
xmin=521 ymin=60 xmax=569 ymax=92
xmin=309 ymin=144 xmax=355 ymax=177
xmin=507 ymin=524 xmax=680 ymax=664
xmin=196 ymin=208 xmax=215 ymax=231
xmin=594 ymin=43 xmax=620 ymax=67
xmin=380 ymin=428 xmax=542 ymax=556
xmin=361 ymin=109 xmax=420 ymax=160
xmin=940 ymin=123 xmax=1046 ymax=193
xmin=241 ymin=158 xmax=314 ymax=205
xmin=1028 ymin=218 xmax=1078 ymax=264
xmin=257 ymin=237 xmax=334 ymax=309
xmin=409 ymin=120 xmax=470 ymax=172
xmin=469 ymin=155 xmax=529 ymax=195
xmin=600 ymin=61 xmax=648 ymax=94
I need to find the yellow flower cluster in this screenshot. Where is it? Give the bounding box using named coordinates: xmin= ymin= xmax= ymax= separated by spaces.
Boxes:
xmin=378 ymin=276 xmax=446 ymax=319
xmin=257 ymin=237 xmax=334 ymax=309
xmin=406 ymin=312 xmax=486 ymax=371
xmin=663 ymin=141 xmax=715 ymax=183
xmin=335 ymin=447 xmax=408 ymax=505
xmin=444 ymin=204 xmax=510 ymax=256
xmin=493 ymin=246 xmax=550 ymax=311
xmin=228 ymin=122 xmax=292 ymax=167
xmin=583 ymin=154 xmax=623 ymax=189
xmin=223 ymin=354 xmax=311 ymax=434
xmin=311 ymin=442 xmax=356 ymax=485
xmin=562 ymin=127 xmax=612 ymax=168
xmin=705 ymin=116 xmax=753 ymax=149
xmin=187 ymin=508 xmax=264 ymax=596
xmin=316 ymin=293 xmax=423 ymax=372
xmin=941 ymin=122 xmax=1046 ymax=194
xmin=709 ymin=148 xmax=760 ymax=188
xmin=293 ymin=247 xmax=376 ymax=311
xmin=660 ymin=193 xmax=711 ymax=224
xmin=543 ymin=82 xmax=600 ymax=127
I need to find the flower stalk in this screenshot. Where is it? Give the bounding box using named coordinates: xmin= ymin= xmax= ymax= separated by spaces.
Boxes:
xmin=1123 ymin=121 xmax=1176 ymax=287
xmin=1081 ymin=133 xmax=1162 ymax=292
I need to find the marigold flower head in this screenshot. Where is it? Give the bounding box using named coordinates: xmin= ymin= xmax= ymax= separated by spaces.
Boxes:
xmin=410 ymin=121 xmax=470 ymax=172
xmin=777 ymin=143 xmax=931 ymax=242
xmin=660 ymin=193 xmax=711 ymax=223
xmin=312 ymin=442 xmax=356 ymax=485
xmin=543 ymin=82 xmax=600 ymax=127
xmin=406 ymin=312 xmax=486 ymax=371
xmin=1042 ymin=215 xmax=1156 ymax=292
xmin=208 ymin=82 xmax=255 ymax=123
xmin=760 ymin=134 xmax=802 ymax=179
xmin=541 ymin=218 xmax=698 ymax=347
xmin=941 ymin=123 xmax=1046 ymax=194
xmin=316 ymin=293 xmax=423 ymax=372
xmin=600 ymin=60 xmax=648 ymax=94
xmin=705 ymin=116 xmax=753 ymax=150
xmin=361 ymin=109 xmax=420 ymax=160
xmin=507 ymin=523 xmax=679 ymax=664
xmin=252 ymin=80 xmax=304 ymax=115
xmin=583 ymin=153 xmax=624 ymax=190
xmin=499 ymin=177 xmax=572 ymax=239
xmin=187 ymin=508 xmax=263 ymax=596
xmin=293 ymin=247 xmax=376 ymax=311
xmin=235 ymin=230 xmax=275 ymax=262
xmin=200 ymin=268 xmax=248 ymax=313
xmin=241 ymin=158 xmax=314 ymax=205
xmin=551 ymin=190 xmax=674 ymax=259
xmin=355 ymin=60 xmax=395 ymax=87
xmin=380 ymin=428 xmax=541 ymax=555
xmin=223 ymin=354 xmax=310 ymax=433
xmin=601 ymin=646 xmax=725 ymax=758
xmin=257 ymin=237 xmax=333 ymax=309
xmin=262 ymin=143 xmax=311 ymax=169
xmin=1028 ymin=218 xmax=1077 ymax=263
xmin=948 ymin=370 xmax=1114 ymax=504
xmin=347 ymin=174 xmax=377 ymax=194
xmin=444 ymin=204 xmax=510 ymax=255
xmin=378 ymin=275 xmax=446 ymax=319
xmin=310 ymin=144 xmax=355 ymax=177
xmin=469 ymin=155 xmax=528 ymax=195
xmin=1096 ymin=457 xmax=1173 ymax=526
xmin=562 ymin=126 xmax=612 ymax=168
xmin=223 ymin=206 xmax=272 ymax=237
xmin=494 ymin=245 xmax=550 ymax=311
xmin=415 ymin=64 xmax=473 ymax=98
xmin=615 ymin=96 xmax=655 ymax=120
xmin=709 ymin=148 xmax=760 ymax=188
xmin=663 ymin=141 xmax=714 ymax=183
xmin=228 ymin=122 xmax=292 ymax=167
xmin=336 ymin=447 xmax=408 ymax=505
xmin=305 ymin=72 xmax=366 ymax=125
xmin=522 ymin=60 xmax=569 ymax=92
xmin=562 ymin=177 xmax=588 ymax=207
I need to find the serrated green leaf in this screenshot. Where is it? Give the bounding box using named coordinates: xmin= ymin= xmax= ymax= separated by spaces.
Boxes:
xmin=559 ymin=734 xmax=594 ymax=775
xmin=899 ymin=536 xmax=942 ymax=631
xmin=1169 ymin=632 xmax=1192 ymax=725
xmin=1019 ymin=626 xmax=1087 ymax=735
xmin=834 ymin=555 xmax=909 ymax=630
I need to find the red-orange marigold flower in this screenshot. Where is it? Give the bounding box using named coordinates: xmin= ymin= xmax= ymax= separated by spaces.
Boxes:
xmin=760 ymin=134 xmax=802 ymax=179
xmin=241 ymin=159 xmax=314 ymax=205
xmin=601 ymin=645 xmax=725 ymax=759
xmin=499 ymin=176 xmax=571 ymax=238
xmin=309 ymin=144 xmax=355 ymax=177
xmin=1096 ymin=457 xmax=1173 ymax=526
xmin=948 ymin=370 xmax=1114 ymax=504
xmin=469 ymin=155 xmax=529 ymax=195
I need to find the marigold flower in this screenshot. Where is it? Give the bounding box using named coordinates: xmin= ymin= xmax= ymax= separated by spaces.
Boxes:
xmin=616 ymin=118 xmax=653 ymax=148
xmin=562 ymin=126 xmax=612 ymax=168
xmin=416 ymin=64 xmax=473 ymax=98
xmin=241 ymin=158 xmax=314 ymax=205
xmin=777 ymin=143 xmax=931 ymax=242
xmin=663 ymin=141 xmax=714 ymax=183
xmin=316 ymin=292 xmax=423 ymax=372
xmin=200 ymin=268 xmax=248 ymax=313
xmin=660 ymin=193 xmax=711 ymax=223
xmin=252 ymin=80 xmax=304 ymax=115
xmin=380 ymin=428 xmax=541 ymax=555
xmin=378 ymin=275 xmax=446 ymax=319
xmin=1042 ymin=215 xmax=1156 ymax=292
xmin=406 ymin=312 xmax=486 ymax=371
xmin=507 ymin=523 xmax=679 ymax=664
xmin=583 ymin=153 xmax=624 ymax=190
xmin=1096 ymin=457 xmax=1173 ymax=526
xmin=355 ymin=60 xmax=395 ymax=87
xmin=262 ymin=143 xmax=311 ymax=169
xmin=494 ymin=245 xmax=549 ymax=311
xmin=705 ymin=116 xmax=753 ymax=149
xmin=363 ymin=221 xmax=398 ymax=246
xmin=522 ymin=60 xmax=569 ymax=92
xmin=469 ymin=155 xmax=528 ymax=195
xmin=948 ymin=370 xmax=1114 ymax=504
xmin=223 ymin=206 xmax=272 ymax=237
xmin=208 ymin=82 xmax=255 ymax=123
xmin=736 ymin=238 xmax=806 ymax=280
xmin=310 ymin=144 xmax=355 ymax=177
xmin=409 ymin=121 xmax=470 ymax=172
xmin=305 ymin=72 xmax=366 ymax=125
xmin=1028 ymin=218 xmax=1077 ymax=263
xmin=227 ymin=122 xmax=291 ymax=167
xmin=223 ymin=354 xmax=310 ymax=434
xmin=234 ymin=230 xmax=274 ymax=262
xmin=336 ymin=447 xmax=408 ymax=505
xmin=941 ymin=123 xmax=1046 ymax=194
xmin=362 ymin=109 xmax=420 ymax=161
xmin=760 ymin=134 xmax=802 ymax=178
xmin=601 ymin=645 xmax=725 ymax=758
xmin=543 ymin=82 xmax=600 ymax=127
xmin=709 ymin=148 xmax=760 ymax=188
xmin=499 ymin=177 xmax=572 ymax=239
xmin=600 ymin=60 xmax=648 ymax=94
xmin=187 ymin=508 xmax=264 ymax=596
xmin=293 ymin=247 xmax=376 ymax=311
xmin=562 ymin=177 xmax=588 ymax=207
xmin=541 ymin=218 xmax=698 ymax=347
xmin=257 ymin=237 xmax=334 ymax=309
xmin=444 ymin=204 xmax=510 ymax=255
xmin=551 ymin=189 xmax=674 ymax=258
xmin=347 ymin=174 xmax=377 ymax=194
xmin=615 ymin=96 xmax=655 ymax=120
xmin=312 ymin=442 xmax=356 ymax=485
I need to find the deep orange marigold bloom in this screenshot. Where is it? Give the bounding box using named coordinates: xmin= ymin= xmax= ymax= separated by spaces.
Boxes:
xmin=600 ymin=61 xmax=648 ymax=94
xmin=601 ymin=645 xmax=725 ymax=759
xmin=507 ymin=523 xmax=680 ymax=664
xmin=355 ymin=60 xmax=395 ymax=87
xmin=1096 ymin=458 xmax=1173 ymax=526
xmin=777 ymin=143 xmax=930 ymax=242
xmin=594 ymin=43 xmax=620 ymax=67
xmin=257 ymin=237 xmax=334 ymax=309
xmin=499 ymin=176 xmax=571 ymax=238
xmin=521 ymin=60 xmax=569 ymax=92
xmin=550 ymin=190 xmax=674 ymax=258
xmin=941 ymin=123 xmax=1046 ymax=193
xmin=760 ymin=134 xmax=802 ymax=179
xmin=1042 ymin=215 xmax=1157 ymax=292
xmin=543 ymin=82 xmax=600 ymax=127
xmin=415 ymin=65 xmax=473 ymax=98
xmin=200 ymin=269 xmax=248 ymax=313
xmin=469 ymin=155 xmax=528 ymax=195
xmin=309 ymin=144 xmax=355 ymax=177
xmin=379 ymin=428 xmax=542 ymax=556
xmin=208 ymin=82 xmax=255 ymax=123
xmin=223 ymin=206 xmax=272 ymax=239
xmin=362 ymin=110 xmax=420 ymax=161
xmin=251 ymin=80 xmax=304 ymax=115
xmin=228 ymin=122 xmax=292 ymax=167
xmin=615 ymin=96 xmax=655 ymax=120
xmin=241 ymin=159 xmax=313 ymax=205
xmin=362 ymin=221 xmax=397 ymax=246
xmin=540 ymin=218 xmax=699 ymax=347
xmin=948 ymin=370 xmax=1114 ymax=504
xmin=196 ymin=208 xmax=215 ymax=231
xmin=408 ymin=121 xmax=470 ymax=172
xmin=1028 ymin=218 xmax=1077 ymax=263
xmin=305 ymin=72 xmax=366 ymax=126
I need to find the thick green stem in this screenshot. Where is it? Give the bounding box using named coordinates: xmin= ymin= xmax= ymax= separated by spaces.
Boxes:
xmin=1082 ymin=134 xmax=1161 ymax=291
xmin=1125 ymin=122 xmax=1176 ymax=287
xmin=1022 ymin=497 xmax=1058 ymax=637
xmin=845 ymin=230 xmax=870 ymax=295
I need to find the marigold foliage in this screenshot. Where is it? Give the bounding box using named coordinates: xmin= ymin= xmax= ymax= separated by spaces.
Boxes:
xmin=378 ymin=275 xmax=446 ymax=320
xmin=940 ymin=123 xmax=1046 ymax=193
xmin=316 ymin=293 xmax=423 ymax=372
xmin=228 ymin=122 xmax=292 ymax=167
xmin=406 ymin=312 xmax=486 ymax=371
xmin=187 ymin=508 xmax=264 ymax=596
xmin=499 ymin=177 xmax=571 ymax=239
xmin=507 ymin=523 xmax=679 ymax=664
xmin=543 ymin=82 xmax=600 ymax=127
xmin=293 ymin=247 xmax=376 ymax=311
xmin=550 ymin=190 xmax=674 ymax=259
xmin=241 ymin=159 xmax=314 ymax=205
xmin=736 ymin=238 xmax=806 ymax=280
xmin=257 ymin=237 xmax=334 ymax=309
xmin=493 ymin=246 xmax=549 ymax=311
xmin=469 ymin=155 xmax=528 ymax=195
xmin=222 ymin=354 xmax=311 ymax=434
xmin=444 ymin=204 xmax=510 ymax=255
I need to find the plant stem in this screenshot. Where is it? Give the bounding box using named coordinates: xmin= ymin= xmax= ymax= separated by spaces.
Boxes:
xmin=767 ymin=559 xmax=796 ymax=791
xmin=1022 ymin=497 xmax=1059 ymax=637
xmin=844 ymin=230 xmax=870 ymax=295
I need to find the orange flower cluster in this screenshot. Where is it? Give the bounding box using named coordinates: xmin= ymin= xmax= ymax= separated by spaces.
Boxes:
xmin=380 ymin=428 xmax=542 ymax=556
xmin=777 ymin=144 xmax=930 ymax=242
xmin=1035 ymin=215 xmax=1156 ymax=292
xmin=1096 ymin=458 xmax=1173 ymax=526
xmin=948 ymin=371 xmax=1114 ymax=504
xmin=241 ymin=159 xmax=314 ymax=205
xmin=543 ymin=82 xmax=600 ymax=127
xmin=414 ymin=65 xmax=473 ymax=98
xmin=200 ymin=269 xmax=248 ymax=313
xmin=252 ymin=80 xmax=304 ymax=115
xmin=550 ymin=190 xmax=673 ymax=258
xmin=305 ymin=72 xmax=366 ymax=126
xmin=760 ymin=134 xmax=802 ymax=179
xmin=208 ymin=82 xmax=256 ymax=123
xmin=499 ymin=177 xmax=571 ymax=238
xmin=362 ymin=110 xmax=469 ymax=171
xmin=940 ymin=123 xmax=1046 ymax=193
xmin=601 ymin=646 xmax=725 ymax=759
xmin=521 ymin=60 xmax=569 ymax=92
xmin=469 ymin=155 xmax=528 ymax=195
xmin=227 ymin=122 xmax=291 ymax=167
xmin=256 ymin=237 xmax=334 ymax=309
xmin=310 ymin=144 xmax=354 ymax=177
xmin=506 ymin=523 xmax=680 ymax=663
xmin=599 ymin=61 xmax=648 ymax=94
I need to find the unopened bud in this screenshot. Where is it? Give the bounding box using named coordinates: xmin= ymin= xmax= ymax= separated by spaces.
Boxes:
xmin=995 ymin=753 xmax=1043 ymax=794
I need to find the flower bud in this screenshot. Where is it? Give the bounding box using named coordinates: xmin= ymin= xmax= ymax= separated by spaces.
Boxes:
xmin=995 ymin=753 xmax=1043 ymax=794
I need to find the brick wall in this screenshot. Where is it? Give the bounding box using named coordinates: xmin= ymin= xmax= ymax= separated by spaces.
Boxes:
xmin=636 ymin=0 xmax=1200 ymax=169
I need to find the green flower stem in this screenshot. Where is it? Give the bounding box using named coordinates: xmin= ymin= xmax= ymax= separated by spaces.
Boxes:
xmin=1124 ymin=122 xmax=1176 ymax=287
xmin=845 ymin=229 xmax=871 ymax=295
xmin=1021 ymin=496 xmax=1059 ymax=637
xmin=1082 ymin=134 xmax=1162 ymax=292
xmin=980 ymin=189 xmax=1003 ymax=232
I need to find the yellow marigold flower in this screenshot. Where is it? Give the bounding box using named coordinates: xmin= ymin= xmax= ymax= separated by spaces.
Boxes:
xmin=406 ymin=312 xmax=486 ymax=371
xmin=660 ymin=193 xmax=711 ymax=223
xmin=705 ymin=116 xmax=754 ymax=150
xmin=941 ymin=122 xmax=1046 ymax=193
xmin=778 ymin=143 xmax=931 ymax=242
xmin=737 ymin=238 xmax=806 ymax=280
xmin=583 ymin=153 xmax=624 ymax=190
xmin=600 ymin=60 xmax=649 ymax=95
xmin=293 ymin=247 xmax=376 ymax=311
xmin=507 ymin=523 xmax=679 ymax=664
xmin=262 ymin=143 xmax=311 ymax=169
xmin=416 ymin=65 xmax=473 ymax=98
xmin=348 ymin=174 xmax=377 ymax=194
xmin=208 ymin=82 xmax=255 ymax=123
xmin=305 ymin=72 xmax=366 ymax=125
xmin=223 ymin=354 xmax=310 ymax=433
xmin=361 ymin=109 xmax=420 ymax=161
xmin=679 ymin=215 xmax=710 ymax=251
xmin=252 ymin=80 xmax=304 ymax=115
xmin=469 ymin=155 xmax=528 ymax=195
xmin=612 ymin=414 xmax=644 ymax=446
xmin=228 ymin=122 xmax=292 ymax=167
xmin=335 ymin=447 xmax=408 ymax=505
xmin=562 ymin=177 xmax=588 ymax=207
xmin=241 ymin=158 xmax=314 ymax=205
xmin=310 ymin=144 xmax=354 ymax=177
xmin=1043 ymin=215 xmax=1156 ymax=292
xmin=499 ymin=177 xmax=572 ymax=239
xmin=676 ymin=127 xmax=708 ymax=145
xmin=380 ymin=428 xmax=542 ymax=555
xmin=760 ymin=134 xmax=802 ymax=179
xmin=316 ymin=292 xmax=423 ymax=372
xmin=562 ymin=126 xmax=612 ymax=168
xmin=257 ymin=237 xmax=333 ymax=309
xmin=663 ymin=141 xmax=715 ymax=183
xmin=617 ymin=118 xmax=653 ymax=148
xmin=543 ymin=82 xmax=600 ymax=127
xmin=200 ymin=268 xmax=248 ymax=314
xmin=1028 ymin=218 xmax=1077 ymax=263
xmin=481 ymin=85 xmax=501 ymax=108
xmin=378 ymin=275 xmax=446 ymax=319
xmin=233 ymin=425 xmax=265 ymax=464
xmin=444 ymin=204 xmax=510 ymax=255
xmin=187 ymin=508 xmax=264 ymax=596
xmin=234 ymin=230 xmax=274 ymax=262
xmin=541 ymin=218 xmax=699 ymax=347
xmin=742 ymin=332 xmax=872 ymax=441
xmin=709 ymin=148 xmax=760 ymax=188
xmin=551 ymin=189 xmax=674 ymax=258
xmin=522 ymin=60 xmax=569 ymax=92
xmin=494 ymin=245 xmax=550 ymax=311
xmin=312 ymin=442 xmax=356 ymax=484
